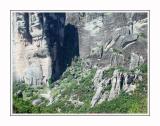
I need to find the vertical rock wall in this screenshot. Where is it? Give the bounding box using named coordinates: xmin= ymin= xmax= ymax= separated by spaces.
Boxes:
xmin=12 ymin=12 xmax=148 ymax=86
xmin=12 ymin=13 xmax=66 ymax=85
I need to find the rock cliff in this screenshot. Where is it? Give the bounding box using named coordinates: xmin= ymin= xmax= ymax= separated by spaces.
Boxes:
xmin=12 ymin=13 xmax=79 ymax=85
xmin=12 ymin=12 xmax=147 ymax=86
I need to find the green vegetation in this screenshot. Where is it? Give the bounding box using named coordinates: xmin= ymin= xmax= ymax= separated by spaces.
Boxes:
xmin=48 ymin=78 xmax=53 ymax=88
xmin=13 ymin=68 xmax=96 ymax=113
xmin=13 ymin=81 xmax=26 ymax=94
xmin=104 ymin=84 xmax=112 ymax=91
xmin=116 ymin=66 xmax=128 ymax=72
xmin=138 ymin=64 xmax=147 ymax=73
xmin=102 ymin=66 xmax=128 ymax=79
xmin=90 ymin=89 xmax=147 ymax=113
xmin=13 ymin=59 xmax=148 ymax=114
xmin=90 ymin=65 xmax=148 ymax=113
xmin=102 ymin=67 xmax=115 ymax=79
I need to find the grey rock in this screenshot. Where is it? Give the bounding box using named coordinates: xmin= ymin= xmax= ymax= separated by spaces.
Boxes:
xmin=12 ymin=12 xmax=147 ymax=86
xmin=12 ymin=13 xmax=66 ymax=84
xmin=132 ymin=13 xmax=147 ymax=22
xmin=40 ymin=90 xmax=53 ymax=106
xmin=138 ymin=75 xmax=143 ymax=81
xmin=108 ymin=70 xmax=121 ymax=101
xmin=32 ymin=98 xmax=42 ymax=106
xmin=33 ymin=48 xmax=49 ymax=58
xmin=129 ymin=53 xmax=144 ymax=70
xmin=68 ymin=95 xmax=84 ymax=107
xmin=91 ymin=64 xmax=142 ymax=106
xmin=91 ymin=66 xmax=111 ymax=107
xmin=91 ymin=86 xmax=103 ymax=107
xmin=24 ymin=63 xmax=43 ymax=85
xmin=90 ymin=46 xmax=103 ymax=59
xmin=98 ymin=91 xmax=110 ymax=104
xmin=125 ymin=84 xmax=136 ymax=94
xmin=122 ymin=34 xmax=138 ymax=48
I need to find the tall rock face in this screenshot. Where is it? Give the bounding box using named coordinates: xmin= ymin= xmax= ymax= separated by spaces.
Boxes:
xmin=68 ymin=13 xmax=148 ymax=69
xmin=12 ymin=12 xmax=147 ymax=86
xmin=13 ymin=13 xmax=69 ymax=85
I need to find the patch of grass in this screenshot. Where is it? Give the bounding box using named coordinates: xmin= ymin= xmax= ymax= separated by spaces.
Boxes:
xmin=13 ymin=96 xmax=34 ymax=113
xmin=104 ymin=84 xmax=112 ymax=91
xmin=138 ymin=64 xmax=147 ymax=73
xmin=90 ymin=88 xmax=147 ymax=113
xmin=102 ymin=67 xmax=115 ymax=79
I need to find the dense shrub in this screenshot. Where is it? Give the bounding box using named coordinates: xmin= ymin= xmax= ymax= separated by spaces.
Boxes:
xmin=13 ymin=81 xmax=26 ymax=94
xmin=48 ymin=78 xmax=53 ymax=88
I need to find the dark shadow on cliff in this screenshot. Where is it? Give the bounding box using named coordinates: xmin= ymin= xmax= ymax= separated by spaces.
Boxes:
xmin=53 ymin=23 xmax=80 ymax=81
xmin=63 ymin=23 xmax=79 ymax=68
xmin=45 ymin=13 xmax=66 ymax=81
xmin=17 ymin=13 xmax=32 ymax=43
xmin=54 ymin=23 xmax=80 ymax=81
xmin=44 ymin=13 xmax=79 ymax=81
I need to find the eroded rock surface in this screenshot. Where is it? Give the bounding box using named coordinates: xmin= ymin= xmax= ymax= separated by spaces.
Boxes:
xmin=91 ymin=68 xmax=142 ymax=107
xmin=12 ymin=13 xmax=78 ymax=85
xmin=12 ymin=12 xmax=147 ymax=90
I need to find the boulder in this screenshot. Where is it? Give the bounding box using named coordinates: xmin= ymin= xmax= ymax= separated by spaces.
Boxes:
xmin=91 ymin=86 xmax=103 ymax=107
xmin=40 ymin=90 xmax=53 ymax=106
xmin=32 ymin=98 xmax=42 ymax=106
xmin=129 ymin=53 xmax=144 ymax=70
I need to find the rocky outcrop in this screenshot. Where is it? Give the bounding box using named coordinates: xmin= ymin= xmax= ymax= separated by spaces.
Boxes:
xmin=40 ymin=90 xmax=53 ymax=106
xmin=91 ymin=67 xmax=142 ymax=107
xmin=129 ymin=53 xmax=144 ymax=70
xmin=32 ymin=98 xmax=42 ymax=106
xmin=91 ymin=66 xmax=111 ymax=107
